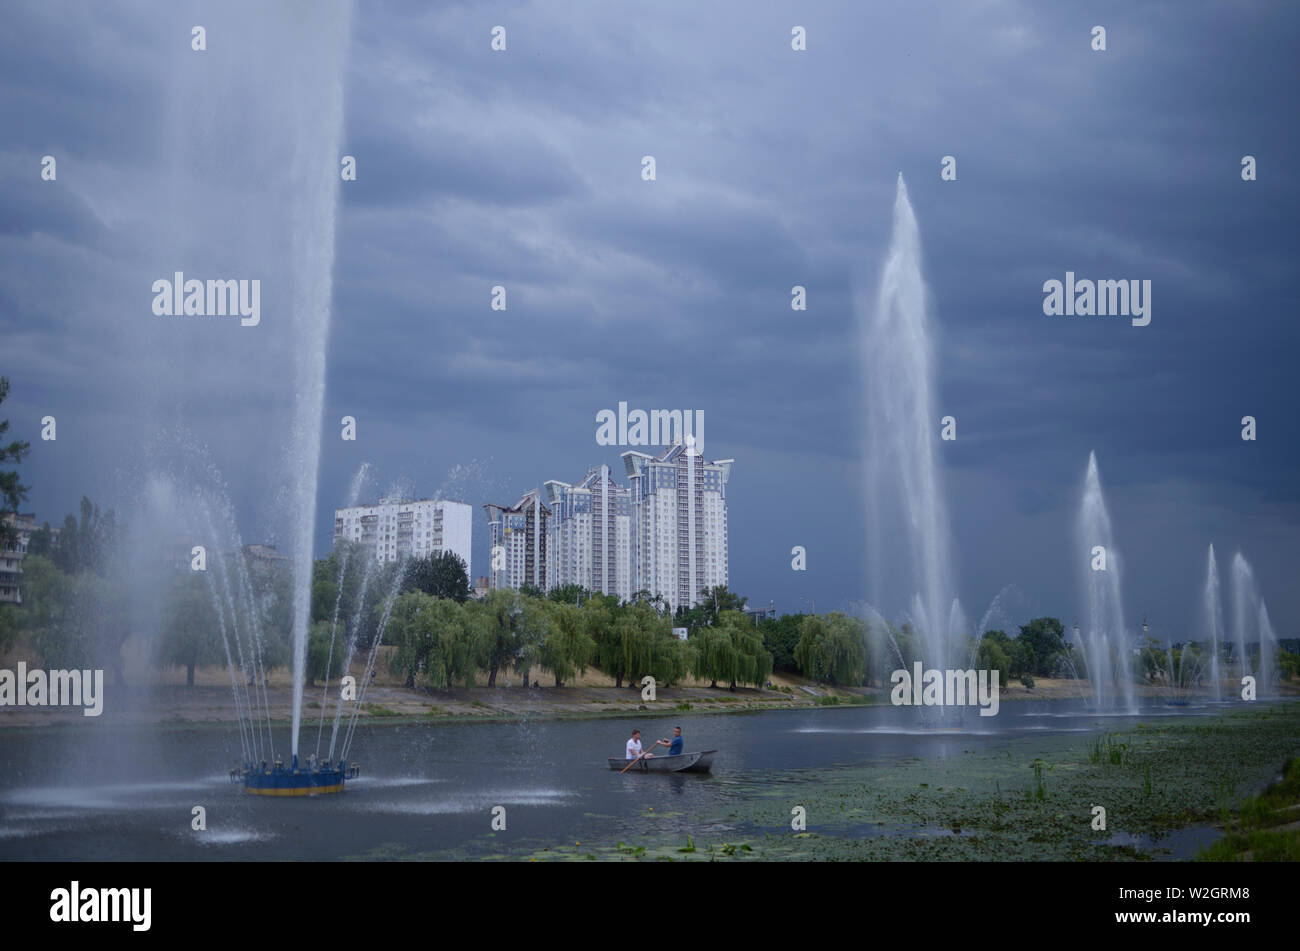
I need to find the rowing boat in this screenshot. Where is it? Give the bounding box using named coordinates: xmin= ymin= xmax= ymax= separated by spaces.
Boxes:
xmin=609 ymin=750 xmax=716 ymax=773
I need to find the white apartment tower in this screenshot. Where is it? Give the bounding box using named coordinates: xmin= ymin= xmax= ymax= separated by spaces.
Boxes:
xmin=545 ymin=464 xmax=631 ymax=602
xmin=482 ymin=489 xmax=550 ymax=591
xmin=623 ymin=444 xmax=732 ymax=610
xmin=333 ymin=497 xmax=473 ymax=576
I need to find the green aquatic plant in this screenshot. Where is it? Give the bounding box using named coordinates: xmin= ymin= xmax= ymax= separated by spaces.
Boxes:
xmin=1031 ymin=758 xmax=1052 ymax=801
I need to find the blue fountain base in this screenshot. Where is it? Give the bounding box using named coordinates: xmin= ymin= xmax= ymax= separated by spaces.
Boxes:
xmin=231 ymin=756 xmax=359 ymax=797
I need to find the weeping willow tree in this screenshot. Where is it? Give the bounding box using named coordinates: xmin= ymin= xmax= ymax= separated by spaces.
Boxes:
xmin=794 ymin=612 xmax=867 ymax=686
xmin=619 ymin=603 xmax=690 ymax=687
xmin=691 ymin=626 xmax=735 ymax=688
xmin=539 ymin=600 xmax=596 ymax=687
xmin=691 ymin=610 xmax=773 ymax=690
xmin=465 ymin=589 xmax=528 ymax=687
xmin=386 ymin=592 xmax=480 ymax=688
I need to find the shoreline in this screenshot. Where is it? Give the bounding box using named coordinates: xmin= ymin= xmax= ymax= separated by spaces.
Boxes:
xmin=2 ymin=676 xmax=1293 ymax=734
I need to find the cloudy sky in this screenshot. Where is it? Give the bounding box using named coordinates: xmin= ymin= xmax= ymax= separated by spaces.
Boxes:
xmin=2 ymin=0 xmax=1296 ymax=642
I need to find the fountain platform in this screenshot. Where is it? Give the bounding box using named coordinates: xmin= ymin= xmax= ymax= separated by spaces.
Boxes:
xmin=231 ymin=755 xmax=359 ymax=796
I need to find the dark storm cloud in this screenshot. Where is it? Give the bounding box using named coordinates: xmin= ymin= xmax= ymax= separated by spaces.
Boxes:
xmin=2 ymin=0 xmax=1297 ymax=639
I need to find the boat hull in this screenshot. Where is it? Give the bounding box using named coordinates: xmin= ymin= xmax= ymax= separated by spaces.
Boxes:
xmin=609 ymin=750 xmax=715 ymax=773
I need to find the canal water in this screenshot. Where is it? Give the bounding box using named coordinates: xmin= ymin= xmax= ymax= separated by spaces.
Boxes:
xmin=0 ymin=699 xmax=1239 ymax=860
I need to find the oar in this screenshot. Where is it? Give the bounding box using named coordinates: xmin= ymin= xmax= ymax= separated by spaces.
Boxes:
xmin=620 ymin=741 xmax=665 ymax=773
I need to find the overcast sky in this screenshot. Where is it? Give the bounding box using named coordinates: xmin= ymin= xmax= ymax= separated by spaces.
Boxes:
xmin=2 ymin=0 xmax=1296 ymax=642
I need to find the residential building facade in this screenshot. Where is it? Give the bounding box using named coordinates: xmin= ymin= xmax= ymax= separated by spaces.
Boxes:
xmin=482 ymin=489 xmax=550 ymax=592
xmin=333 ymin=498 xmax=473 ymax=576
xmin=623 ymin=444 xmax=733 ymax=610
xmin=545 ymin=464 xmax=631 ymax=601
xmin=0 ymin=513 xmax=38 ymax=605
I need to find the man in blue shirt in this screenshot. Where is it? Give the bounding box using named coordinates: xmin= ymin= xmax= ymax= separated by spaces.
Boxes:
xmin=659 ymin=726 xmax=684 ymax=757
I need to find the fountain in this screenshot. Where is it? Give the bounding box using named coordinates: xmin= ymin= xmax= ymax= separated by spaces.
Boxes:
xmin=1075 ymin=452 xmax=1137 ymax=712
xmin=1258 ymin=601 xmax=1277 ymax=698
xmin=1202 ymin=544 xmax=1224 ymax=700
xmin=1231 ymin=552 xmax=1277 ymax=697
xmin=144 ymin=2 xmax=358 ymax=793
xmin=862 ymin=174 xmax=962 ymax=675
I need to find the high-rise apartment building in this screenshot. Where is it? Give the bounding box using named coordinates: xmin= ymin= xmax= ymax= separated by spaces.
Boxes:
xmin=623 ymin=444 xmax=732 ymax=610
xmin=333 ymin=498 xmax=472 ymax=576
xmin=545 ymin=464 xmax=631 ymax=601
xmin=482 ymin=489 xmax=550 ymax=591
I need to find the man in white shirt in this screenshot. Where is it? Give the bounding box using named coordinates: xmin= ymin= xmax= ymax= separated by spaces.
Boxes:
xmin=626 ymin=729 xmax=661 ymax=760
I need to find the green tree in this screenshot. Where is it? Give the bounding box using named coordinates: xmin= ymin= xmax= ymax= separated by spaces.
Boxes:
xmin=250 ymin=552 xmax=293 ymax=674
xmin=352 ymin=559 xmax=403 ymax=650
xmin=1139 ymin=636 xmax=1166 ymax=683
xmin=25 ymin=522 xmax=53 ymax=557
xmin=22 ymin=555 xmax=85 ymax=666
xmin=629 ymin=588 xmax=669 ymax=616
xmin=307 ymin=620 xmax=335 ymax=687
xmin=976 ymin=637 xmax=1012 ymax=687
xmin=586 ymin=594 xmax=630 ymax=686
xmin=689 ymin=626 xmax=733 ymax=688
xmin=161 ymin=572 xmax=222 ymax=686
xmin=309 ymin=542 xmax=368 ymax=646
xmin=759 ymin=613 xmax=805 ymax=674
xmin=716 ymin=610 xmax=772 ymax=689
xmin=1017 ymin=617 xmax=1069 ymax=677
xmin=0 ymin=377 xmax=30 ymax=551
xmin=547 ymin=583 xmax=589 ymax=605
xmin=467 ymin=589 xmax=548 ymax=687
xmin=794 ymin=612 xmax=867 ymax=686
xmin=47 ymin=497 xmax=123 ymax=577
xmin=21 ymin=554 xmax=130 ymax=682
xmin=386 ymin=592 xmax=478 ymax=688
xmin=403 ymin=550 xmax=471 ymax=603
xmin=539 ymin=600 xmax=596 ymax=687
xmin=617 ymin=602 xmax=689 ymax=687
xmin=1279 ymin=649 xmax=1300 ymax=681
xmin=675 ymin=585 xmax=748 ymax=633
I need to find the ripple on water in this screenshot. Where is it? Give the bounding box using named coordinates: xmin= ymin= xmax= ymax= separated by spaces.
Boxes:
xmin=356 ymin=776 xmax=442 ymax=789
xmin=2 ymin=781 xmax=207 ymax=812
xmin=362 ymin=788 xmax=573 ymax=816
xmin=192 ymin=827 xmax=275 ymax=846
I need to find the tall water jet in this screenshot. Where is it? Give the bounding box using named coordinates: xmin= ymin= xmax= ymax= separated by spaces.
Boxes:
xmin=862 ymin=173 xmax=957 ymax=671
xmin=282 ymin=8 xmax=353 ymax=761
xmin=1202 ymin=544 xmax=1224 ymax=700
xmin=1076 ymin=452 xmax=1136 ymax=711
xmin=1230 ymin=552 xmax=1276 ymax=696
xmin=1258 ymin=601 xmax=1277 ymax=697
xmin=1230 ymin=552 xmax=1256 ymax=684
